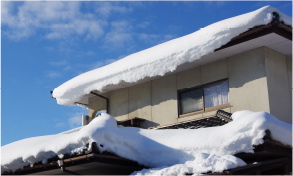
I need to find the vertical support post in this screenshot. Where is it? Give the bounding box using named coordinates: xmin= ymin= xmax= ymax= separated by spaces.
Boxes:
xmin=82 ymin=115 xmax=91 ymax=126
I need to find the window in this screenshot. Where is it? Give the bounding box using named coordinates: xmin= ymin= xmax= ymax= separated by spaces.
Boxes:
xmin=204 ymin=80 xmax=229 ymax=108
xmin=179 ymin=88 xmax=203 ymax=114
xmin=178 ymin=79 xmax=229 ymax=116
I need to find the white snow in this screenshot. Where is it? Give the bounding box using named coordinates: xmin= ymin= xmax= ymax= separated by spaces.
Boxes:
xmin=52 ymin=5 xmax=292 ymax=106
xmin=2 ymin=110 xmax=292 ymax=174
xmin=132 ymin=154 xmax=246 ymax=176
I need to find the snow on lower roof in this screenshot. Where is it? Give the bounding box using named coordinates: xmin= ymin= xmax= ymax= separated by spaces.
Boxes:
xmin=1 ymin=111 xmax=292 ymax=174
xmin=52 ymin=6 xmax=292 ymax=106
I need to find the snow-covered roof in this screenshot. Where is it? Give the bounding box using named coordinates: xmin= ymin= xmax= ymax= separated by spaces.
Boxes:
xmin=1 ymin=110 xmax=292 ymax=174
xmin=52 ymin=6 xmax=292 ymax=106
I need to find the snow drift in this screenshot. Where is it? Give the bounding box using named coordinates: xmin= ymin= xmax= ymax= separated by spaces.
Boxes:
xmin=2 ymin=110 xmax=292 ymax=174
xmin=52 ymin=5 xmax=292 ymax=106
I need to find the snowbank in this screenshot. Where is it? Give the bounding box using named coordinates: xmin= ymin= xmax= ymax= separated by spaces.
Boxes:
xmin=1 ymin=110 xmax=292 ymax=174
xmin=132 ymin=154 xmax=246 ymax=176
xmin=52 ymin=5 xmax=292 ymax=106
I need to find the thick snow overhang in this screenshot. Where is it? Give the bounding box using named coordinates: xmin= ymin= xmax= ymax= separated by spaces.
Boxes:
xmin=51 ymin=6 xmax=292 ymax=107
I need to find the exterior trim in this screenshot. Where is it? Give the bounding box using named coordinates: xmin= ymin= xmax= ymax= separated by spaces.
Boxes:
xmin=215 ymin=24 xmax=292 ymax=52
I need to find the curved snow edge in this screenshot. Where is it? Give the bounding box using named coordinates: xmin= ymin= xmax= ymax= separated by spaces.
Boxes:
xmin=52 ymin=6 xmax=292 ymax=106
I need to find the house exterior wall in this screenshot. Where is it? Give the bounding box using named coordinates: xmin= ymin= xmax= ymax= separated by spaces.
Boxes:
xmin=287 ymin=55 xmax=292 ymax=98
xmin=151 ymin=74 xmax=178 ymax=125
xmin=128 ymin=81 xmax=153 ymax=128
xmin=228 ymin=47 xmax=270 ymax=114
xmin=88 ymin=93 xmax=108 ymax=118
xmin=264 ymin=47 xmax=292 ymax=124
xmin=201 ymin=58 xmax=229 ymax=85
xmin=88 ymin=47 xmax=292 ymax=127
xmin=109 ymin=88 xmax=129 ymax=121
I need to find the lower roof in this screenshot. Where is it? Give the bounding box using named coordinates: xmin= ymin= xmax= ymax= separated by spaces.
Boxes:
xmin=4 ymin=139 xmax=291 ymax=175
xmin=3 ymin=153 xmax=144 ymax=175
xmin=3 ymin=110 xmax=292 ymax=175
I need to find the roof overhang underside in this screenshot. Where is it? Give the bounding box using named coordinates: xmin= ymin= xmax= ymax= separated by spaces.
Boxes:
xmin=75 ymin=24 xmax=292 ymax=107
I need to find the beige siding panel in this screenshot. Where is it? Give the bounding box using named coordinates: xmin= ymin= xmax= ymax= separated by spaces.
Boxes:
xmin=176 ymin=66 xmax=201 ymax=90
xmin=265 ymin=47 xmax=291 ymax=124
xmin=152 ymin=74 xmax=178 ymax=126
xmin=228 ymin=47 xmax=270 ymax=114
xmin=201 ymin=58 xmax=228 ymax=85
xmin=128 ymin=81 xmax=153 ymax=128
xmin=88 ymin=93 xmax=108 ymax=118
xmin=286 ymin=55 xmax=292 ymax=97
xmin=287 ymin=56 xmax=292 ymax=123
xmin=109 ymin=88 xmax=129 ymax=121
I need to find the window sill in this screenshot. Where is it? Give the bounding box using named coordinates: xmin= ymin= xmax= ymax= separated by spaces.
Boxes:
xmin=179 ymin=110 xmax=204 ymax=118
xmin=178 ymin=103 xmax=232 ymax=118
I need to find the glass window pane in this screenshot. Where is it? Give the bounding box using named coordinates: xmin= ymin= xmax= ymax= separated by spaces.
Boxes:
xmin=204 ymin=80 xmax=229 ymax=108
xmin=179 ymin=88 xmax=203 ymax=114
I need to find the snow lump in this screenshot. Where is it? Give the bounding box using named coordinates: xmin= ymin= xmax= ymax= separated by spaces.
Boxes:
xmin=1 ymin=110 xmax=292 ymax=175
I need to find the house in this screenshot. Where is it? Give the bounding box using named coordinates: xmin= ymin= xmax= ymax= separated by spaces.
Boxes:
xmin=2 ymin=5 xmax=292 ymax=175
xmin=52 ymin=6 xmax=292 ymax=128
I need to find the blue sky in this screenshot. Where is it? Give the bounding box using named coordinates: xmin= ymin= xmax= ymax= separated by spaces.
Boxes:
xmin=1 ymin=1 xmax=292 ymax=146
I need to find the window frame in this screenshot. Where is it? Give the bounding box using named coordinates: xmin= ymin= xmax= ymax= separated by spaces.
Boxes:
xmin=177 ymin=78 xmax=230 ymax=118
